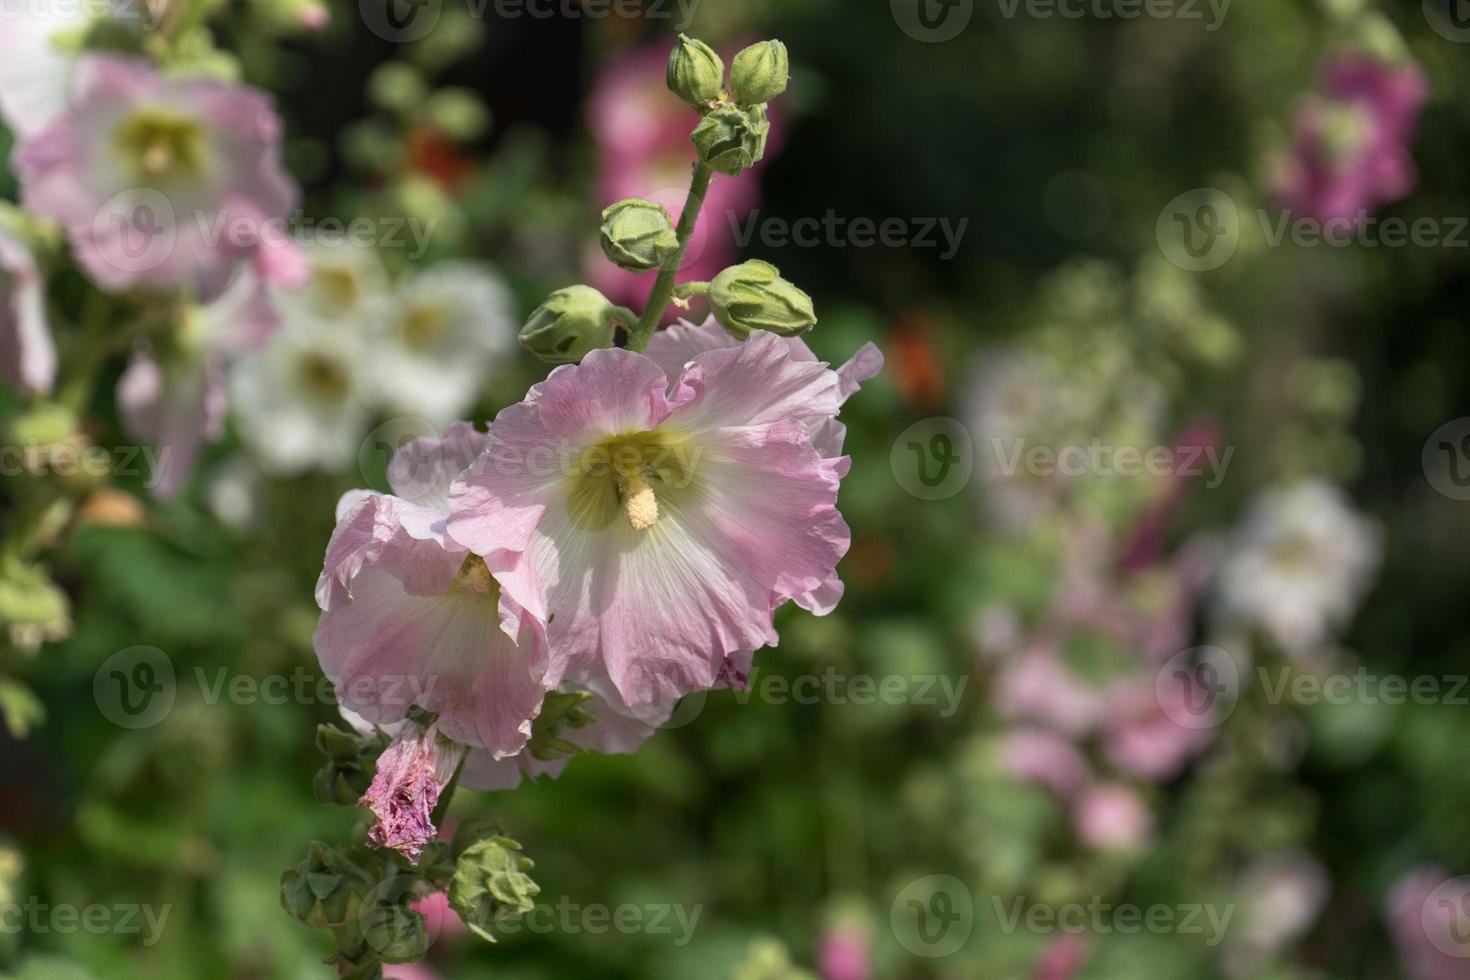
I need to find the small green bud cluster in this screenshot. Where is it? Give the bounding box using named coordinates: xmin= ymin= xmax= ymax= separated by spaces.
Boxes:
xmin=668 ymin=35 xmax=789 ymax=177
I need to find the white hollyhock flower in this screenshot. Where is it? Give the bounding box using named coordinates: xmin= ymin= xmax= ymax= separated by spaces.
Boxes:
xmin=229 ymin=310 xmax=375 ymax=475
xmin=0 ymin=0 xmax=98 ymax=138
xmin=1217 ymin=480 xmax=1381 ymax=654
xmin=278 ymin=240 xmax=389 ymax=323
xmin=368 ymin=262 xmax=514 ymax=424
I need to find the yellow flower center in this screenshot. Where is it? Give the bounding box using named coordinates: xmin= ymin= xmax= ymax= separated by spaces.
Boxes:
xmin=452 ymin=554 xmax=499 ymax=600
xmin=295 ymin=352 xmax=350 ymax=401
xmin=312 ymin=267 xmax=361 ymax=313
xmin=114 ymin=108 xmax=209 ymax=185
xmin=401 ymin=304 xmax=449 ymax=349
xmin=565 ymin=430 xmax=698 ymax=533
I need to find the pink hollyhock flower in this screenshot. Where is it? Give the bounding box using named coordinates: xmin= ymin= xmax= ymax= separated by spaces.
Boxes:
xmin=315 ymin=423 xmax=555 ymax=770
xmin=382 ymin=962 xmax=445 ymax=980
xmin=360 ymin=721 xmax=466 ymax=862
xmin=1072 ymin=782 xmax=1152 ymax=851
xmin=0 ymin=0 xmax=98 ymax=138
xmin=460 ymin=678 xmax=666 ymax=790
xmin=993 ymin=643 xmax=1106 ymax=737
xmin=1100 ymin=678 xmax=1214 ymax=782
xmin=1033 ymin=935 xmax=1092 ymax=980
xmin=1387 ymin=866 xmax=1470 ymax=980
xmin=585 ymin=43 xmax=781 ymax=312
xmin=818 ymin=922 xmax=870 ymax=980
xmin=447 ymin=319 xmax=882 ymax=712
xmin=1275 ymin=53 xmax=1429 ymax=223
xmin=995 ymin=727 xmax=1091 ymax=798
xmin=14 ymin=55 xmax=297 ymax=300
xmin=117 ymin=269 xmax=280 ymax=497
xmin=0 ymin=226 xmax=55 ymax=394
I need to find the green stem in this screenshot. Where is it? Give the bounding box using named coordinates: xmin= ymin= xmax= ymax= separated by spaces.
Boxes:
xmin=59 ymin=290 xmax=113 ymax=415
xmin=627 ymin=163 xmax=712 ymax=352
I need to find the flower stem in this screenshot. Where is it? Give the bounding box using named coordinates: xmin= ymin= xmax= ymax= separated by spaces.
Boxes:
xmin=627 ymin=163 xmax=712 ymax=353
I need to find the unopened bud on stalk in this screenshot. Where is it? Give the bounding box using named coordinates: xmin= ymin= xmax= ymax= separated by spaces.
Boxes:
xmin=709 ymin=260 xmax=816 ymax=339
xmin=691 ymin=105 xmax=769 ymax=177
xmin=519 ymin=286 xmax=618 ymax=364
xmin=599 ymin=199 xmax=680 ymax=272
xmin=729 ymin=40 xmax=789 ymax=106
xmin=666 ymin=34 xmax=725 ymax=109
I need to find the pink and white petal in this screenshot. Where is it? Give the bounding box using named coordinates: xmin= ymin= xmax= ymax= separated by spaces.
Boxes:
xmin=642 ymin=318 xmax=742 ymax=380
xmin=388 ymin=421 xmax=490 ymax=513
xmin=668 ymin=330 xmax=843 ymax=434
xmin=314 ymin=567 xmax=546 ymax=755
xmin=527 ymin=498 xmax=779 ymax=709
xmin=315 ymin=492 xmax=463 ymax=610
xmin=447 ymin=349 xmax=677 ymax=566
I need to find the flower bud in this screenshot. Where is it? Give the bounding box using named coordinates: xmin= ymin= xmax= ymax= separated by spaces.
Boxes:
xmin=519 ymin=285 xmax=618 ymax=364
xmin=666 ymin=34 xmax=725 ymax=108
xmin=280 ymin=842 xmax=373 ymax=929
xmin=729 ymin=40 xmax=789 ymax=106
xmin=710 ymin=260 xmax=816 ymax=339
xmin=599 ymin=199 xmax=680 ymax=272
xmin=691 ymin=105 xmax=769 ymax=177
xmin=449 ymin=834 xmax=540 ymax=943
xmin=313 ymin=723 xmax=389 ymax=807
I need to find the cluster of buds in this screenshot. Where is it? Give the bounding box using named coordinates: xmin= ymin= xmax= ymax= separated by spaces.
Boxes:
xmin=669 ymin=36 xmax=788 ymax=176
xmin=518 ymin=34 xmax=812 ymax=363
xmin=283 ymin=718 xmax=541 ymax=975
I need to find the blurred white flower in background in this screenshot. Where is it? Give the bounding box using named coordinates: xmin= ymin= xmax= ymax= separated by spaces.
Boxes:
xmin=229 ymin=311 xmax=374 ymax=474
xmin=0 ymin=0 xmax=95 ymax=138
xmin=368 ymin=262 xmax=514 ymax=424
xmin=281 ymin=240 xmax=389 ymax=322
xmin=1224 ymin=852 xmax=1329 ymax=979
xmin=1216 ymin=480 xmax=1382 ymax=655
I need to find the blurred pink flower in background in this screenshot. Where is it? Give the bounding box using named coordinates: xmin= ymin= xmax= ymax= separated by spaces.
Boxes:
xmin=0 ymin=226 xmax=54 ymax=394
xmin=1033 ymin=934 xmax=1092 ymax=980
xmin=1274 ymin=52 xmax=1429 ymax=222
xmin=1072 ymin=782 xmax=1152 ymax=851
xmin=818 ymin=921 xmax=871 ymax=980
xmin=15 ymin=55 xmax=298 ymax=300
xmin=1387 ymin=866 xmax=1470 ymax=980
xmin=1101 ymin=679 xmax=1213 ymax=782
xmin=994 ymin=644 xmax=1106 ymax=737
xmin=585 ymin=43 xmax=782 ymax=313
xmin=382 ymin=964 xmax=444 ymax=980
xmin=996 ymin=727 xmax=1092 ymax=798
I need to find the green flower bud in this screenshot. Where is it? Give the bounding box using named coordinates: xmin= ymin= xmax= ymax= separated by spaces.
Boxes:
xmin=599 ymin=199 xmax=680 ymax=272
xmin=280 ymin=842 xmax=373 ymax=929
xmin=0 ymin=559 xmax=71 ymax=652
xmin=666 ymin=34 xmax=725 ymax=108
xmin=691 ymin=105 xmax=769 ymax=177
xmin=359 ymin=877 xmax=431 ymax=964
xmin=448 ymin=835 xmax=540 ymax=944
xmin=312 ymin=723 xmax=389 ymax=806
xmin=519 ymin=285 xmax=618 ymax=364
xmin=709 ymin=260 xmax=816 ymax=339
xmin=527 ymin=690 xmax=597 ymax=761
xmin=729 ymin=40 xmax=789 ymax=106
